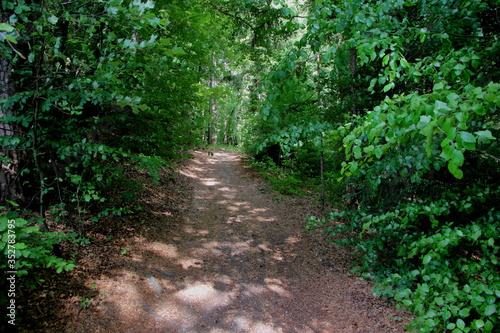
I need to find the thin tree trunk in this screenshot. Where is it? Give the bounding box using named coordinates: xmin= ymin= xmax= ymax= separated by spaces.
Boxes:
xmin=346 ymin=47 xmax=358 ymax=209
xmin=0 ymin=46 xmax=24 ymax=203
xmin=349 ymin=47 xmax=357 ymax=115
xmin=207 ymin=55 xmax=218 ymax=144
xmin=320 ymin=135 xmax=325 ymax=210
xmin=316 ymin=52 xmax=326 ymax=211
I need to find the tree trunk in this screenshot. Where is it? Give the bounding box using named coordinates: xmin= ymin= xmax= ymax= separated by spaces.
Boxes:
xmin=349 ymin=47 xmax=357 ymax=115
xmin=0 ymin=51 xmax=24 ymax=203
xmin=346 ymin=47 xmax=358 ymax=210
xmin=316 ymin=52 xmax=326 ymax=211
xmin=207 ymin=55 xmax=218 ymax=144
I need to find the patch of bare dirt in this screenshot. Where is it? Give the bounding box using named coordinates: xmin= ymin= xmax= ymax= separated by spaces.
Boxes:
xmin=17 ymin=149 xmax=413 ymax=332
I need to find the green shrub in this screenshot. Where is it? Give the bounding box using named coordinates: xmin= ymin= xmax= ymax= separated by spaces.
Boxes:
xmin=251 ymin=156 xmax=312 ymax=196
xmin=0 ymin=210 xmax=76 ymax=299
xmin=307 ymin=185 xmax=500 ymax=331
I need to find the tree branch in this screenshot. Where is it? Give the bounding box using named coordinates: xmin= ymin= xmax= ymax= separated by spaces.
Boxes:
xmin=206 ymin=1 xmax=255 ymax=30
xmin=478 ymin=150 xmax=500 ymax=162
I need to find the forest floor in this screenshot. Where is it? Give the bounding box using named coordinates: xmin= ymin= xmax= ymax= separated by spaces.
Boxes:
xmin=18 ymin=148 xmax=414 ymax=332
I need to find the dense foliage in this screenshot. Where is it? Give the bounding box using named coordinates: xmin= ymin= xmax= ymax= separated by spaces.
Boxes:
xmin=2 ymin=0 xmax=499 ymax=331
xmin=0 ymin=0 xmax=243 ymax=313
xmin=252 ymin=0 xmax=500 ymax=331
xmin=240 ymin=0 xmax=499 ymax=331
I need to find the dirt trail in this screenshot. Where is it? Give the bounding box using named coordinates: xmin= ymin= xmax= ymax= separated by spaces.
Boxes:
xmin=71 ymin=149 xmax=412 ymax=332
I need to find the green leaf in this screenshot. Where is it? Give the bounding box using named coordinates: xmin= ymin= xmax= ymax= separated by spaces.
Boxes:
xmin=423 ymin=254 xmax=432 ymax=264
xmin=459 ymin=131 xmax=475 ymax=144
xmin=420 ymin=283 xmax=429 ymax=293
xmin=433 ymin=82 xmax=445 ymax=91
xmin=417 ymin=115 xmax=431 ymax=129
xmin=5 ymin=35 xmax=17 ymax=44
xmin=484 ymin=304 xmax=496 ymax=316
xmin=475 ymin=130 xmax=495 ymax=144
xmin=107 ymin=6 xmax=119 ymax=15
xmin=475 ymin=295 xmax=486 ymax=302
xmin=48 ymin=15 xmax=59 ymax=25
xmin=363 ymin=145 xmax=374 ymax=154
xmin=441 ymin=143 xmax=455 ymax=161
xmin=448 ymin=158 xmax=464 ymax=179
xmin=15 ymin=242 xmax=27 ymax=250
xmin=382 ymin=82 xmax=395 ymax=92
xmin=402 ymin=299 xmax=412 ymax=306
xmin=456 ymin=318 xmax=465 ymax=330
xmin=0 ymin=23 xmax=15 ymax=32
xmin=450 ymin=149 xmax=464 ymax=166
xmin=353 ymin=146 xmax=362 ymax=159
xmin=434 ymin=100 xmax=452 ymax=114
xmin=349 ymin=162 xmax=358 ymax=173
xmin=421 ymin=120 xmax=437 ymax=136
xmin=471 ymin=319 xmax=484 ymax=329
xmin=447 ymin=92 xmax=460 ymax=103
xmin=459 ymin=307 xmax=470 ymax=317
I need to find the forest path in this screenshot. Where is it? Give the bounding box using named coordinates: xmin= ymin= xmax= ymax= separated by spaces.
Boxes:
xmin=71 ymin=149 xmax=411 ymax=333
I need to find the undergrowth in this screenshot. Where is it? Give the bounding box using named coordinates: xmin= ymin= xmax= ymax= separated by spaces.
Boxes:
xmin=306 ymin=184 xmax=500 ymax=332
xmin=249 ymin=156 xmax=315 ymax=196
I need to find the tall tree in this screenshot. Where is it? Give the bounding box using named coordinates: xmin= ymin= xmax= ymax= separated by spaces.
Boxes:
xmin=0 ymin=9 xmax=26 ymax=203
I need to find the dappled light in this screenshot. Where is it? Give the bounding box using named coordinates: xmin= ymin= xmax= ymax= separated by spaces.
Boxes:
xmin=68 ymin=149 xmax=412 ymax=333
xmin=3 ymin=0 xmax=498 ymax=331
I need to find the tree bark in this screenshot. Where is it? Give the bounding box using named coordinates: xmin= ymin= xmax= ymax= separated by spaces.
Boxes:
xmin=349 ymin=47 xmax=357 ymax=115
xmin=207 ymin=55 xmax=218 ymax=144
xmin=346 ymin=47 xmax=358 ymax=210
xmin=0 ymin=51 xmax=24 ymax=203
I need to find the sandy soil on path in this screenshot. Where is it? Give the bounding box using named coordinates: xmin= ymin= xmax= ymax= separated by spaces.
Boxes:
xmin=70 ymin=149 xmax=412 ymax=333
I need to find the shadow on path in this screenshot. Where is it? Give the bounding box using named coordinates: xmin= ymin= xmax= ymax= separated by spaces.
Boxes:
xmin=70 ymin=150 xmax=412 ymax=333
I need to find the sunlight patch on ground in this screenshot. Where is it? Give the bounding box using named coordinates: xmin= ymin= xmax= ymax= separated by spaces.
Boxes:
xmin=241 ymin=283 xmax=267 ymax=296
xmin=177 ymin=258 xmax=204 ymax=269
xmin=183 ymin=226 xmax=210 ymax=236
xmin=227 ymin=205 xmax=251 ymax=213
xmin=222 ymin=193 xmax=238 ymax=200
xmin=285 ymin=235 xmax=301 ymax=244
xmin=226 ymin=216 xmax=243 ymax=223
xmin=231 ymin=201 xmax=250 ymax=207
xmin=220 ymin=240 xmax=254 ymax=256
xmin=227 ymin=316 xmax=285 ymax=333
xmin=175 ymin=281 xmax=236 ymax=310
xmin=251 ymin=321 xmax=285 ymax=333
xmin=218 ymin=186 xmax=237 ymax=192
xmin=99 ymin=271 xmax=142 ymax=317
xmin=256 ymin=243 xmax=272 ymax=252
xmin=154 ymin=301 xmax=199 ymax=326
xmin=202 ymin=178 xmax=221 ymax=186
xmin=250 ymin=207 xmax=270 ymax=214
xmin=187 ymin=239 xmax=256 ymax=257
xmin=272 ymin=251 xmax=285 ymax=261
xmin=256 ymin=216 xmax=277 ymax=223
xmin=265 ymin=278 xmax=291 ymax=298
xmin=152 ymin=211 xmax=173 ymax=217
xmin=191 ymin=241 xmax=224 ymax=256
xmin=192 ymin=196 xmax=212 ymax=202
xmin=142 ymin=242 xmax=180 ymax=259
